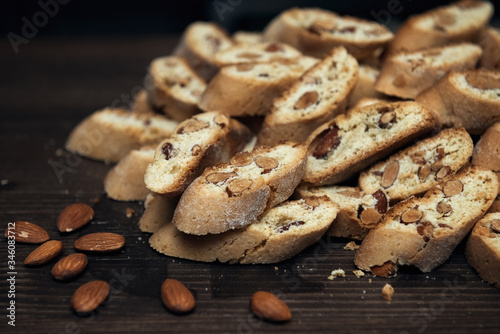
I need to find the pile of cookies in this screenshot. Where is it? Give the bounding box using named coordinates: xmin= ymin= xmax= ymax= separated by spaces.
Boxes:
xmin=66 ymin=1 xmax=500 ymax=288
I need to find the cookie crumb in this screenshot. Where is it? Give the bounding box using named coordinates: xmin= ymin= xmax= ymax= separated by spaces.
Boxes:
xmin=1 ymin=179 xmax=9 ymax=186
xmin=381 ymin=283 xmax=394 ymax=301
xmin=369 ymin=279 xmax=372 ymax=283
xmin=344 ymin=241 xmax=359 ymax=251
xmin=93 ymin=197 xmax=100 ymax=203
xmin=353 ymin=270 xmax=365 ymax=278
xmin=328 ymin=269 xmax=345 ymax=280
xmin=126 ymin=208 xmax=135 ymax=218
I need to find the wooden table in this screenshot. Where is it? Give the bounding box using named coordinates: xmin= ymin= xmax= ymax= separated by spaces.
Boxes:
xmin=1 ymin=36 xmax=499 ymax=334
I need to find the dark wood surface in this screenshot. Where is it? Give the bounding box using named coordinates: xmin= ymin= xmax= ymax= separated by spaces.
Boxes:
xmin=1 ymin=35 xmax=500 ymax=334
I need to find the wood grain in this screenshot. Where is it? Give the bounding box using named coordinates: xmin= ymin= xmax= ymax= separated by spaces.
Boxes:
xmin=1 ymin=36 xmax=500 ymax=334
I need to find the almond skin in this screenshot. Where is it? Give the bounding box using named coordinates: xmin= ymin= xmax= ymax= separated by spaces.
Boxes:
xmin=51 ymin=253 xmax=88 ymax=280
xmin=5 ymin=221 xmax=49 ymax=244
xmin=71 ymin=280 xmax=110 ymax=314
xmin=57 ymin=203 xmax=94 ymax=233
xmin=74 ymin=232 xmax=125 ymax=252
xmin=250 ymin=291 xmax=292 ymax=322
xmin=24 ymin=240 xmax=63 ymax=265
xmin=161 ymin=279 xmax=196 ymax=314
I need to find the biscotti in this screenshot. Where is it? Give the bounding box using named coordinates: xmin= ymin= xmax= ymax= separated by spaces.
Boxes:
xmin=199 ymin=56 xmax=318 ymax=117
xmin=348 ymin=64 xmax=384 ymax=108
xmin=354 ymin=166 xmax=499 ymax=276
xmin=144 ymin=112 xmax=252 ymax=198
xmin=232 ymin=31 xmax=263 ymax=45
xmin=466 ymin=213 xmax=500 ymax=288
xmin=479 ymin=27 xmax=500 ymax=70
xmin=65 ymin=108 xmax=178 ymax=163
xmin=302 ymin=101 xmax=436 ymax=186
xmin=295 ymin=185 xmax=389 ymax=240
xmin=471 ymin=122 xmax=500 ymax=172
xmin=385 ymin=1 xmax=493 ymax=56
xmin=416 ymin=69 xmax=500 ymax=134
xmin=488 ymin=173 xmax=500 ymax=213
xmin=104 ymin=146 xmax=155 ymax=202
xmin=375 ymin=43 xmax=482 ymax=99
xmin=172 ymin=142 xmax=308 ymax=235
xmin=359 ymin=128 xmax=473 ymax=203
xmin=150 ymin=197 xmax=338 ymax=264
xmin=257 ymin=47 xmax=358 ymax=145
xmin=131 ymin=89 xmax=156 ymax=114
xmin=214 ymin=42 xmax=302 ymax=67
xmin=173 ymin=21 xmax=233 ymax=80
xmin=262 ymin=7 xmax=393 ymax=60
xmin=145 ymin=56 xmax=206 ymax=122
xmin=138 ymin=193 xmax=178 ymax=234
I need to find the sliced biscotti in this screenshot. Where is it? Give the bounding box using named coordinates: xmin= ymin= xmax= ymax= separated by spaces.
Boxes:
xmin=471 ymin=122 xmax=500 ymax=172
xmin=488 ymin=174 xmax=500 ymax=213
xmin=303 ymin=101 xmax=436 ymax=186
xmin=375 ymin=43 xmax=482 ymax=99
xmin=172 ymin=142 xmax=308 ymax=235
xmin=359 ymin=128 xmax=473 ymax=203
xmin=351 ymin=97 xmax=395 ymax=110
xmin=131 ymin=89 xmax=156 ymax=114
xmin=295 ymin=185 xmax=389 ymax=240
xmin=232 ymin=31 xmax=263 ymax=45
xmin=151 ymin=197 xmax=338 ymax=264
xmin=214 ymin=42 xmax=302 ymax=67
xmin=348 ymin=64 xmax=384 ymax=108
xmin=385 ymin=1 xmax=493 ymax=56
xmin=65 ymin=108 xmax=178 ymax=163
xmin=416 ymin=70 xmax=500 ymax=134
xmin=262 ymin=7 xmax=393 ymax=60
xmin=354 ymin=166 xmax=499 ymax=277
xmin=138 ymin=193 xmax=178 ymax=233
xmin=257 ymin=47 xmax=358 ymax=146
xmin=199 ymin=56 xmax=318 ymax=117
xmin=144 ymin=112 xmax=252 ymax=198
xmin=479 ymin=27 xmax=500 ymax=70
xmin=104 ymin=145 xmax=155 ymax=202
xmin=466 ymin=213 xmax=500 ymax=288
xmin=173 ymin=21 xmax=233 ymax=80
xmin=145 ymin=56 xmax=206 ymax=122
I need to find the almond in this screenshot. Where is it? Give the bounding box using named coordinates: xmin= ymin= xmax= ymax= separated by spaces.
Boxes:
xmin=226 ymin=179 xmax=253 ymax=197
xmin=360 ymin=208 xmax=382 ymax=228
xmin=400 ymin=209 xmax=423 ymax=224
xmin=410 ymin=151 xmax=426 ymax=165
xmin=191 ymin=144 xmax=202 ymax=156
xmin=443 ymin=180 xmax=463 ymax=197
xmin=161 ymin=279 xmax=195 ymax=314
xmin=74 ymin=232 xmax=125 ymax=252
xmin=250 ymin=291 xmax=291 ymax=322
xmin=206 ymin=171 xmax=236 ymax=184
xmin=418 ymin=164 xmax=431 ymax=182
xmin=381 ymin=161 xmax=399 ymax=188
xmin=313 ymin=126 xmax=340 ymax=159
xmin=5 ymin=221 xmax=49 ymax=244
xmin=437 ymin=201 xmax=452 ymax=215
xmin=71 ymin=280 xmax=110 ymax=314
xmin=436 ymin=166 xmax=451 ymax=180
xmin=57 ymin=203 xmax=94 ymax=233
xmin=51 ymin=253 xmax=88 ymax=280
xmin=236 ymin=52 xmax=261 ymax=59
xmin=236 ymin=63 xmax=254 ymax=72
xmin=417 ymin=221 xmax=434 ymax=242
xmin=24 ymin=240 xmax=63 ymax=265
xmin=305 ymin=196 xmax=321 ymax=208
xmin=255 ymin=156 xmax=279 ymax=173
xmin=378 ymin=111 xmax=396 ymax=128
xmin=181 ymin=119 xmax=210 ymax=134
xmin=490 ymin=219 xmax=500 ymax=234
xmin=230 ymin=152 xmax=254 ymax=167
xmin=213 ymin=113 xmax=229 ymax=128
xmin=294 ymin=91 xmax=319 ymax=110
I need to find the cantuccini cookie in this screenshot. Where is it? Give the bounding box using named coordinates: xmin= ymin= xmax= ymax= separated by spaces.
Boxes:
xmin=354 ymin=166 xmax=499 ymax=276
xmin=348 ymin=64 xmax=384 ymax=108
xmin=479 ymin=27 xmax=500 ymax=70
xmin=150 ymin=197 xmax=338 ymax=264
xmin=173 ymin=21 xmax=233 ymax=80
xmin=199 ymin=56 xmax=318 ymax=117
xmin=375 ymin=43 xmax=482 ymax=99
xmin=65 ymin=108 xmax=178 ymax=163
xmin=257 ymin=47 xmax=358 ymax=145
xmin=104 ymin=146 xmax=155 ymax=202
xmin=359 ymin=128 xmax=473 ymax=203
xmin=416 ymin=69 xmax=500 ymax=134
xmin=302 ymin=101 xmax=436 ymax=186
xmin=232 ymin=31 xmax=263 ymax=45
xmin=263 ymin=7 xmax=393 ymax=60
xmin=471 ymin=122 xmax=500 ymax=172
xmin=138 ymin=193 xmax=177 ymax=233
xmin=144 ymin=112 xmax=252 ymax=198
xmin=466 ymin=213 xmax=500 ymax=288
xmin=214 ymin=42 xmax=302 ymax=67
xmin=385 ymin=0 xmax=493 ymax=56
xmin=295 ymin=185 xmax=389 ymax=240
xmin=145 ymin=56 xmax=206 ymax=122
xmin=172 ymin=142 xmax=308 ymax=235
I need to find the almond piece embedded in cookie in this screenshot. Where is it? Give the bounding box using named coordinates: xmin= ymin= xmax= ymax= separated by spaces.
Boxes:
xmin=230 ymin=152 xmax=254 ymax=167
xmin=206 ymin=172 xmax=236 ymax=184
xmin=255 ymin=156 xmax=279 ymax=173
xmin=417 ymin=221 xmax=434 ymax=242
xmin=419 ymin=164 xmax=431 ymax=182
xmin=305 ymin=196 xmax=321 ymax=208
xmin=437 ymin=202 xmax=452 ymax=215
xmin=181 ymin=119 xmax=210 ymax=133
xmin=236 ymin=63 xmax=254 ymax=71
xmin=410 ymin=151 xmax=426 ymax=165
xmin=213 ymin=113 xmax=229 ymax=128
xmin=436 ymin=166 xmax=451 ymax=180
xmin=490 ymin=219 xmax=500 ymax=233
xmin=381 ymin=161 xmax=399 ymax=188
xmin=443 ymin=180 xmax=463 ymax=197
xmin=313 ymin=127 xmax=340 ymax=159
xmin=294 ymin=91 xmax=319 ymax=110
xmin=379 ymin=111 xmax=396 ymax=128
xmin=226 ymin=179 xmax=253 ymax=197
xmin=400 ymin=209 xmax=423 ymax=224
xmin=360 ymin=208 xmax=382 ymax=228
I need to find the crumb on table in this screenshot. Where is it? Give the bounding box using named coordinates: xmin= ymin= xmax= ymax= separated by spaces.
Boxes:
xmin=328 ymin=269 xmax=345 ymax=280
xmin=126 ymin=207 xmax=135 ymax=218
xmin=344 ymin=241 xmax=359 ymax=251
xmin=381 ymin=283 xmax=394 ymax=301
xmin=353 ymin=270 xmax=365 ymax=278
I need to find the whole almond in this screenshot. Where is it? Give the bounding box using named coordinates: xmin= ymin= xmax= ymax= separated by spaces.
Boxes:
xmin=5 ymin=221 xmax=49 ymax=244
xmin=161 ymin=279 xmax=195 ymax=314
xmin=74 ymin=232 xmax=125 ymax=252
xmin=71 ymin=280 xmax=110 ymax=314
xmin=24 ymin=240 xmax=63 ymax=265
xmin=57 ymin=203 xmax=94 ymax=233
xmin=250 ymin=291 xmax=292 ymax=322
xmin=51 ymin=253 xmax=88 ymax=280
